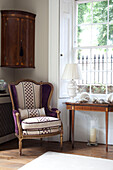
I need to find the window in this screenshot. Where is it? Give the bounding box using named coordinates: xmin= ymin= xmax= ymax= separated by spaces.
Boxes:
xmin=74 ymin=0 xmax=113 ymax=94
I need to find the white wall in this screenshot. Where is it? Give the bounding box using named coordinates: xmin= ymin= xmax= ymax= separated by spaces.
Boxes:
xmin=1 ymin=0 xmax=113 ymax=145
xmin=0 ymin=0 xmax=14 ymax=9
xmin=48 ymin=0 xmax=59 ymax=108
xmin=49 ymin=0 xmax=113 ymax=145
xmin=0 ymin=0 xmax=49 ymax=83
xmin=0 ymin=0 xmax=15 ymax=84
xmin=14 ymin=0 xmax=49 ymax=82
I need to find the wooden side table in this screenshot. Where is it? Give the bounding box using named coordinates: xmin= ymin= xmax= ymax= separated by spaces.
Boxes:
xmin=65 ymin=102 xmax=113 ymax=152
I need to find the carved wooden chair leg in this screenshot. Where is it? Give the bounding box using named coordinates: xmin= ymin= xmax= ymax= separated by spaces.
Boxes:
xmin=60 ymin=132 xmax=63 ymax=150
xmin=60 ymin=123 xmax=63 ymax=150
xmin=19 ymin=138 xmax=22 ymax=156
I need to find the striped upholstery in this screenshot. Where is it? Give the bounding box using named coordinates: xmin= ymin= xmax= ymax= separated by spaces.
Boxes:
xmin=12 ymin=80 xmax=62 ymax=136
xmin=22 ymin=116 xmax=61 ymax=135
xmin=15 ymin=82 xmax=40 ymax=109
xmin=18 ymin=108 xmax=46 ymax=120
xmin=18 ymin=108 xmax=40 ymax=120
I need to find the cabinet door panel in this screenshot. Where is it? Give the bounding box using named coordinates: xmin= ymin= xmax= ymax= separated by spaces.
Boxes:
xmin=2 ymin=18 xmax=20 ymax=66
xmin=1 ymin=17 xmax=7 ymax=66
xmin=20 ymin=18 xmax=29 ymax=67
xmin=1 ymin=10 xmax=36 ymax=68
xmin=28 ymin=19 xmax=35 ymax=67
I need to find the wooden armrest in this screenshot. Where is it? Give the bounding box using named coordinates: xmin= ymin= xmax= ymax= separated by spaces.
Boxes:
xmin=56 ymin=110 xmax=61 ymax=119
xmin=16 ymin=112 xmax=22 ymax=138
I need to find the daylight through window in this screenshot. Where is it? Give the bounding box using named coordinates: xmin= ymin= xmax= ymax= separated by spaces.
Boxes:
xmin=75 ymin=0 xmax=113 ymax=94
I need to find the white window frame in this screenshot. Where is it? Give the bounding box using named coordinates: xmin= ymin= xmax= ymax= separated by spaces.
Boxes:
xmin=73 ymin=0 xmax=113 ymax=97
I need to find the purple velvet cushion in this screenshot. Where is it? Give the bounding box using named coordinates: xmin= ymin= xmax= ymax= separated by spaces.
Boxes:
xmin=42 ymin=84 xmax=51 ymax=109
xmin=51 ymin=108 xmax=58 ymax=111
xmin=46 ymin=108 xmax=59 ymax=118
xmin=13 ymin=110 xmax=21 ymax=135
xmin=46 ymin=109 xmax=57 ymax=118
xmin=42 ymin=84 xmax=57 ymax=117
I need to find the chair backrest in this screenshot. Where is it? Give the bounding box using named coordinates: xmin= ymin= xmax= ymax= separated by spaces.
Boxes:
xmin=8 ymin=79 xmax=53 ymax=115
xmin=15 ymin=81 xmax=40 ymax=109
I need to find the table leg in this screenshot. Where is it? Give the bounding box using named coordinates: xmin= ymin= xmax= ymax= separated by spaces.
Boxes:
xmin=106 ymin=108 xmax=108 ymax=152
xmin=69 ymin=110 xmax=72 ymax=142
xmin=72 ymin=107 xmax=75 ymax=148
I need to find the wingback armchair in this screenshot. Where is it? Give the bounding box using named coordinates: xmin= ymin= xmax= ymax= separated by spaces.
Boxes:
xmin=8 ymin=79 xmax=63 ymax=155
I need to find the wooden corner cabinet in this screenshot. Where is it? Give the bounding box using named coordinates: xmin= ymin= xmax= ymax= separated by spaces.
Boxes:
xmin=1 ymin=10 xmax=36 ymax=68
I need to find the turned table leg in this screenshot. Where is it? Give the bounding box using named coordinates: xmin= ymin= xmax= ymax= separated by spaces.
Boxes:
xmin=72 ymin=106 xmax=75 ymax=148
xmin=106 ymin=108 xmax=108 ymax=152
xmin=69 ymin=110 xmax=72 ymax=142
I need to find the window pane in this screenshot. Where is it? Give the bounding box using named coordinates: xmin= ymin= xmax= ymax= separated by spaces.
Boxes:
xmin=77 ymin=49 xmax=90 ymax=84
xmin=107 ymin=48 xmax=113 ymax=72
xmin=107 ymin=85 xmax=113 ymax=94
xmin=92 ymin=24 xmax=107 ymax=46
xmin=91 ymin=48 xmax=107 ymax=84
xmin=78 ymin=3 xmax=92 ymax=24
xmin=93 ymin=0 xmax=107 ymax=23
xmin=107 ymin=48 xmax=113 ymax=84
xmin=91 ymin=48 xmax=107 ymax=71
xmin=109 ymin=0 xmax=113 ymax=22
xmin=77 ymin=25 xmax=91 ymax=47
xmin=74 ymin=1 xmax=113 ymax=95
xmin=78 ymin=85 xmax=90 ymax=93
xmin=109 ymin=24 xmax=113 ymax=45
xmin=107 ymin=71 xmax=113 ymax=84
xmin=91 ymin=71 xmax=106 ymax=84
xmin=91 ymin=85 xmax=106 ymax=94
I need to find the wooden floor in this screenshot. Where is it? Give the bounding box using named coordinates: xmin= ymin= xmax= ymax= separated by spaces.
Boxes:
xmin=0 ymin=139 xmax=113 ymax=170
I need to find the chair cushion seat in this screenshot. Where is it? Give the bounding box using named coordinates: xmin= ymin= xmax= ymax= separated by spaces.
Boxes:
xmin=22 ymin=116 xmax=61 ymax=135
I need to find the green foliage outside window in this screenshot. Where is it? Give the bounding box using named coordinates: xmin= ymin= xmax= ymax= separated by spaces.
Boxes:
xmin=77 ymin=0 xmax=113 ymax=46
xmin=76 ymin=0 xmax=113 ymax=94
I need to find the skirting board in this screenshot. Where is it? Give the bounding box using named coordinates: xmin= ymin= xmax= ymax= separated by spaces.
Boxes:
xmin=0 ymin=133 xmax=16 ymax=144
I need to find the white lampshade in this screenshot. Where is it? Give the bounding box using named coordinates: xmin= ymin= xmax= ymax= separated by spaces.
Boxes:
xmin=62 ymin=63 xmax=82 ymax=80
